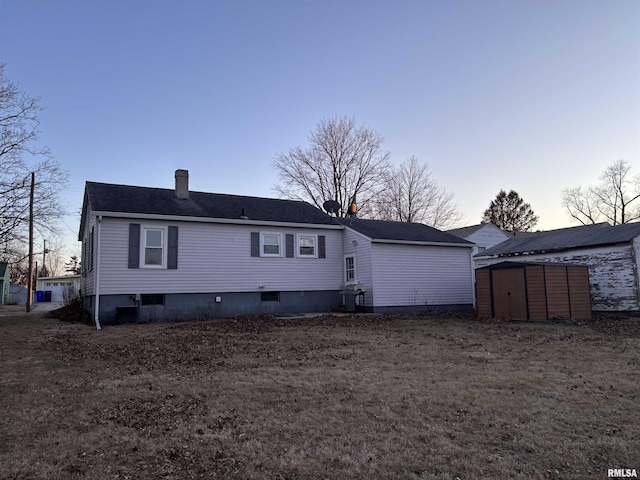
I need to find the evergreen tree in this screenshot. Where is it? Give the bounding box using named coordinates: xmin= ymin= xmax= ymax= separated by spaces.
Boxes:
xmin=482 ymin=190 xmax=539 ymax=232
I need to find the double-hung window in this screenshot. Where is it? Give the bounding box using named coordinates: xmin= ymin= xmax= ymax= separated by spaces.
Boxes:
xmin=143 ymin=227 xmax=165 ymax=267
xmin=261 ymin=233 xmax=282 ymax=257
xmin=297 ymin=234 xmax=317 ymax=258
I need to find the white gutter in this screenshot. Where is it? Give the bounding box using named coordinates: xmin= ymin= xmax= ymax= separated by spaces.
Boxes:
xmin=90 ymin=211 xmax=344 ymax=230
xmin=94 ymin=215 xmax=102 ymax=331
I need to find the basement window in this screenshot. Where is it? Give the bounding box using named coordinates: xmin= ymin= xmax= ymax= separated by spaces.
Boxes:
xmin=141 ymin=294 xmax=165 ymax=306
xmin=261 ymin=291 xmax=280 ymax=302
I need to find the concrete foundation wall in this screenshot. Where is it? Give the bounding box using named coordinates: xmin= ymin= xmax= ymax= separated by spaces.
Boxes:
xmin=85 ymin=290 xmax=343 ymax=325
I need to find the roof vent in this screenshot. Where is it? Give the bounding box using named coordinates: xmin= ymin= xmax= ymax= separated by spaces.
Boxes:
xmin=175 ymin=169 xmax=189 ymax=200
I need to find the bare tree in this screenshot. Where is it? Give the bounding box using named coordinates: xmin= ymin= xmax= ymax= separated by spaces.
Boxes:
xmin=273 ymin=116 xmax=391 ymax=217
xmin=483 ymin=190 xmax=539 ymax=232
xmin=374 ymin=156 xmax=462 ymax=228
xmin=562 ymin=160 xmax=640 ymax=225
xmin=0 ymin=64 xmax=68 ymax=250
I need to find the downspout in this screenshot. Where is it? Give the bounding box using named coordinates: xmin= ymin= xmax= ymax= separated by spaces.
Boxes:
xmin=470 ymin=247 xmax=476 ymax=309
xmin=94 ymin=215 xmax=102 ymax=331
xmin=632 ymin=236 xmax=640 ymax=311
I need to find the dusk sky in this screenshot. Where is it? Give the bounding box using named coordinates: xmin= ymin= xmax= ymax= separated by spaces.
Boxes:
xmin=1 ymin=0 xmax=638 ymax=253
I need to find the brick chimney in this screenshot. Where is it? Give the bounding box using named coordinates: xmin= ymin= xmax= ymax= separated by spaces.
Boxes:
xmin=175 ymin=169 xmax=189 ymax=199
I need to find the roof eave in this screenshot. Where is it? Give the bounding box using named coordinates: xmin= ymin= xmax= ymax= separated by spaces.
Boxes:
xmin=91 ymin=211 xmax=344 ymax=230
xmin=475 ymin=240 xmax=635 ymax=258
xmin=371 ymin=239 xmax=474 ymax=248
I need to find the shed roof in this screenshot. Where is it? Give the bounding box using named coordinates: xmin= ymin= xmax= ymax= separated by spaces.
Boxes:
xmin=337 ymin=218 xmax=473 ymax=245
xmin=477 ymin=260 xmax=587 ymax=270
xmin=81 ymin=181 xmax=338 ymax=236
xmin=477 ymin=222 xmax=640 ymax=257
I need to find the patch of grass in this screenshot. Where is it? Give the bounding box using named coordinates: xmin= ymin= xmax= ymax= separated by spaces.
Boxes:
xmin=0 ymin=313 xmax=638 ymax=479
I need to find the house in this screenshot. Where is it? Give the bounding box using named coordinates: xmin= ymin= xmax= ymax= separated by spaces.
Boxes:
xmin=475 ymin=222 xmax=640 ymax=312
xmin=36 ymin=275 xmax=81 ymax=303
xmin=78 ymin=170 xmax=476 ymax=328
xmin=9 ymin=284 xmax=27 ymax=305
xmin=447 ymin=222 xmax=510 ymax=255
xmin=447 ymin=222 xmax=511 ymax=288
xmin=337 ymin=218 xmax=475 ymax=313
xmin=0 ymin=262 xmax=9 ymax=305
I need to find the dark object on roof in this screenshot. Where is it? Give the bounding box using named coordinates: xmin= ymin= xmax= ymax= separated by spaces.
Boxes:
xmin=83 ymin=181 xmax=337 ymax=227
xmin=0 ymin=262 xmax=7 ymax=277
xmin=336 ymin=218 xmax=472 ymax=245
xmin=477 ymin=222 xmax=640 ymax=257
xmin=323 ymin=199 xmax=341 ymax=215
xmin=476 ymin=261 xmax=591 ymax=320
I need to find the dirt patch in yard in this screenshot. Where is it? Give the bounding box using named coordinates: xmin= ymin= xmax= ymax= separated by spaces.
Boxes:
xmin=0 ymin=310 xmax=638 ymax=479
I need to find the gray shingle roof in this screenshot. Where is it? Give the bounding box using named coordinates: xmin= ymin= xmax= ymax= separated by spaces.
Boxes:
xmin=336 ymin=218 xmax=473 ymax=245
xmin=84 ymin=182 xmax=337 ymax=226
xmin=477 ymin=222 xmax=640 ymax=257
xmin=447 ymin=223 xmax=487 ymax=238
xmin=447 ymin=222 xmax=507 ymax=239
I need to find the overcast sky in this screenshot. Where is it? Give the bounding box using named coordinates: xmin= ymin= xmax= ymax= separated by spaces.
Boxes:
xmin=1 ymin=0 xmax=638 ymax=252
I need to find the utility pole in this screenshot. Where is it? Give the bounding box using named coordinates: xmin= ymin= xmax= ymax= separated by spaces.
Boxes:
xmin=26 ymin=172 xmax=34 ymax=313
xmin=42 ymin=239 xmax=48 ymax=277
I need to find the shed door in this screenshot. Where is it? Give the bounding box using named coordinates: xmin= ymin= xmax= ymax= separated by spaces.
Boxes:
xmin=492 ymin=269 xmax=527 ymax=319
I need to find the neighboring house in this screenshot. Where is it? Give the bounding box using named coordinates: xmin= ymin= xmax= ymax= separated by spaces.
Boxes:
xmin=9 ymin=284 xmax=27 ymax=305
xmin=36 ymin=275 xmax=81 ymax=303
xmin=475 ymin=222 xmax=640 ymax=312
xmin=447 ymin=222 xmax=510 ymax=256
xmin=0 ymin=262 xmax=9 ymax=305
xmin=337 ymin=218 xmax=475 ymax=313
xmin=79 ymin=170 xmax=476 ymax=327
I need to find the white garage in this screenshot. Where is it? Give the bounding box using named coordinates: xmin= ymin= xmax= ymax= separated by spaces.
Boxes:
xmin=36 ymin=275 xmax=81 ymax=303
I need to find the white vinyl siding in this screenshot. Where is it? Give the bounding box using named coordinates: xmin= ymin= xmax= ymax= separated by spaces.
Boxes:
xmin=342 ymin=228 xmax=374 ymax=307
xmin=370 ymin=243 xmax=474 ymax=308
xmin=80 ymin=213 xmax=97 ymax=296
xmin=464 ymin=225 xmax=510 ymax=251
xmin=97 ymin=218 xmax=342 ymax=295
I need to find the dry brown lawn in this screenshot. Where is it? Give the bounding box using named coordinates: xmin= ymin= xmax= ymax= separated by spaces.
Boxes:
xmin=0 ymin=306 xmax=639 ymax=479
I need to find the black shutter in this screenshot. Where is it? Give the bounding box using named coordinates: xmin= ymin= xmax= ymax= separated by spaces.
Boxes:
xmin=286 ymin=234 xmax=294 ymax=258
xmin=167 ymin=226 xmax=178 ymax=269
xmin=128 ymin=223 xmax=140 ymax=269
xmin=250 ymin=232 xmax=260 ymax=257
xmin=318 ymin=235 xmax=326 ymax=258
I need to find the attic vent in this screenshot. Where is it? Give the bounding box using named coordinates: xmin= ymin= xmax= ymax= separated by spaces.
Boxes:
xmin=175 ymin=169 xmax=189 ymax=200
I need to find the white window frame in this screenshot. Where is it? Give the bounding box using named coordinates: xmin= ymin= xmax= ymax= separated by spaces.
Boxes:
xmin=141 ymin=226 xmax=167 ymax=268
xmin=260 ymin=232 xmax=282 ymax=257
xmin=344 ymin=254 xmax=357 ymax=284
xmin=297 ymin=234 xmax=318 ymax=258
